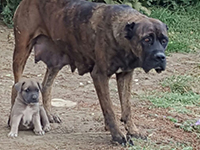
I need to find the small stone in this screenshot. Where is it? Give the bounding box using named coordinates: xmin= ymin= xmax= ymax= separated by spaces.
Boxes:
xmin=5 ymin=74 xmax=11 ymax=77
xmin=79 ymin=82 xmax=84 ymax=86
xmin=37 ymin=74 xmax=42 ymax=77
xmin=51 ymin=98 xmax=77 ymax=107
xmin=174 ymin=123 xmax=182 ymax=128
xmin=87 ymin=81 xmax=92 ymax=84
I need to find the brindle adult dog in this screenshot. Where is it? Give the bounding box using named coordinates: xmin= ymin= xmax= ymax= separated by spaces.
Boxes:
xmin=12 ymin=0 xmax=168 ymax=144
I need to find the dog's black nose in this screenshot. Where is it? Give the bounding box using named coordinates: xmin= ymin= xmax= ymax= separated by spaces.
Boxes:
xmin=155 ymin=52 xmax=166 ymax=61
xmin=32 ymin=94 xmax=37 ymax=100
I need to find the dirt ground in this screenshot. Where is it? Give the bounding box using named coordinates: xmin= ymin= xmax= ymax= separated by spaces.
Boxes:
xmin=0 ymin=21 xmax=200 ymax=150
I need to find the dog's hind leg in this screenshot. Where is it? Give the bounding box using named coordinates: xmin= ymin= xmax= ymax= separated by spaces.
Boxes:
xmin=9 ymin=37 xmax=32 ymax=127
xmin=11 ymin=0 xmax=44 ymax=105
xmin=11 ymin=31 xmax=33 ymax=106
xmin=116 ymin=71 xmax=146 ymax=140
xmin=33 ymin=36 xmax=68 ymax=123
xmin=41 ymin=67 xmax=61 ymax=123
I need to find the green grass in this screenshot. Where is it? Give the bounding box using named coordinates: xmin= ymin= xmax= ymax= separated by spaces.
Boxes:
xmin=137 ymin=74 xmax=200 ymax=149
xmin=147 ymin=92 xmax=200 ymax=113
xmin=127 ymin=138 xmax=193 ymax=150
xmin=161 ymin=75 xmax=194 ymax=94
xmin=145 ymin=75 xmax=200 ymax=112
xmin=141 ymin=74 xmax=200 ymax=134
xmin=150 ymin=3 xmax=200 ymax=53
xmin=180 ymin=119 xmax=200 ymax=133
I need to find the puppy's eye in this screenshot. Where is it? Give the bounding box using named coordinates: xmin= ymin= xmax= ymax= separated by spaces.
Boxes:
xmin=25 ymin=89 xmax=29 ymax=92
xmin=36 ymin=89 xmax=39 ymax=92
xmin=161 ymin=38 xmax=167 ymax=45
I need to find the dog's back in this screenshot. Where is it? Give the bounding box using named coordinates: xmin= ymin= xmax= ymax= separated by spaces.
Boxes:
xmin=14 ymin=0 xmax=142 ymax=76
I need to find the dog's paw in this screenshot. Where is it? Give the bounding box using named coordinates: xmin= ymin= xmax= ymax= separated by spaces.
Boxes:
xmin=127 ymin=131 xmax=147 ymax=140
xmin=8 ymin=132 xmax=18 ymax=138
xmin=34 ymin=129 xmax=45 ymax=136
xmin=43 ymin=124 xmax=51 ymax=132
xmin=48 ymin=114 xmax=62 ymax=123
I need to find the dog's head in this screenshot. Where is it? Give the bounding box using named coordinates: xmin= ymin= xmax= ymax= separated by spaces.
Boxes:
xmin=15 ymin=79 xmax=42 ymax=104
xmin=124 ymin=17 xmax=168 ymax=73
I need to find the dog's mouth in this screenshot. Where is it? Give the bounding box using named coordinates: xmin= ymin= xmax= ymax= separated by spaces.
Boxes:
xmin=143 ymin=66 xmax=165 ymax=74
xmin=30 ymin=99 xmax=39 ymax=103
xmin=28 ymin=101 xmax=39 ymax=106
xmin=155 ymin=66 xmax=164 ymax=74
xmin=25 ymin=99 xmax=39 ymax=105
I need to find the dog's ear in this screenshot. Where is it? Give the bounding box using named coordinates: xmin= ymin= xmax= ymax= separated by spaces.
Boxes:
xmin=125 ymin=22 xmax=135 ymax=40
xmin=37 ymin=82 xmax=42 ymax=92
xmin=15 ymin=81 xmax=25 ymax=92
xmin=165 ymin=24 xmax=168 ymax=31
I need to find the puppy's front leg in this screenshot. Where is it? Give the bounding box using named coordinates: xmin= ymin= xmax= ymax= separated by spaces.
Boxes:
xmin=8 ymin=115 xmax=22 ymax=137
xmin=33 ymin=113 xmax=45 ymax=135
xmin=40 ymin=106 xmax=51 ymax=132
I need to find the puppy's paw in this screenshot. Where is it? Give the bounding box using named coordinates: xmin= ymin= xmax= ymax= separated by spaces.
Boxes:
xmin=34 ymin=129 xmax=45 ymax=136
xmin=43 ymin=124 xmax=51 ymax=132
xmin=8 ymin=132 xmax=18 ymax=138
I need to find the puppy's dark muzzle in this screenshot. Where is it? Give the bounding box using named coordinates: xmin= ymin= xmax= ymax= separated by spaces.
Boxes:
xmin=31 ymin=94 xmax=39 ymax=103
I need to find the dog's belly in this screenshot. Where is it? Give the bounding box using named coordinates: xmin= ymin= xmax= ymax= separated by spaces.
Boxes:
xmin=33 ymin=35 xmax=95 ymax=75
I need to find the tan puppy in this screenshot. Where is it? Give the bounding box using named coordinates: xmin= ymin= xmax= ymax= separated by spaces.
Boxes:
xmin=8 ymin=79 xmax=50 ymax=137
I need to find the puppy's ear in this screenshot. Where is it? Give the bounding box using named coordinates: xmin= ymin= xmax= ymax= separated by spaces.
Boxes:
xmin=164 ymin=23 xmax=168 ymax=31
xmin=166 ymin=24 xmax=168 ymax=31
xmin=37 ymin=82 xmax=42 ymax=92
xmin=15 ymin=81 xmax=25 ymax=92
xmin=125 ymin=22 xmax=135 ymax=40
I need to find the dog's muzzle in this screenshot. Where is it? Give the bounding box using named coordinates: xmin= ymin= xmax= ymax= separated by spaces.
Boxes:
xmin=30 ymin=94 xmax=39 ymax=103
xmin=142 ymin=51 xmax=166 ymax=73
xmin=154 ymin=52 xmax=166 ymax=73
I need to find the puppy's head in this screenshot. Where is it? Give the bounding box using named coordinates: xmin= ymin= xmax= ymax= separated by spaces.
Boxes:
xmin=15 ymin=79 xmax=42 ymax=104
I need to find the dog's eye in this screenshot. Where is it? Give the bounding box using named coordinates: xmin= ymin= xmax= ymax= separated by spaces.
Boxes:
xmin=25 ymin=89 xmax=29 ymax=92
xmin=143 ymin=37 xmax=153 ymax=44
xmin=36 ymin=89 xmax=39 ymax=92
xmin=161 ymin=38 xmax=168 ymax=45
xmin=144 ymin=38 xmax=150 ymax=42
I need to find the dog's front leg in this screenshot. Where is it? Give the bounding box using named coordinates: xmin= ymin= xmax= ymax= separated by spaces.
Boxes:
xmin=91 ymin=66 xmax=127 ymax=145
xmin=40 ymin=106 xmax=51 ymax=132
xmin=33 ymin=113 xmax=45 ymax=136
xmin=116 ymin=71 xmax=146 ymax=140
xmin=8 ymin=115 xmax=22 ymax=137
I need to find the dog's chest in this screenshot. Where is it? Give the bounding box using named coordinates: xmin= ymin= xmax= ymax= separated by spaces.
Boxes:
xmin=22 ymin=106 xmax=38 ymax=128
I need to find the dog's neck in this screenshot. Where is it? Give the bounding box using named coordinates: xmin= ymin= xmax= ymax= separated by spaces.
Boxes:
xmin=107 ymin=49 xmax=140 ymax=76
